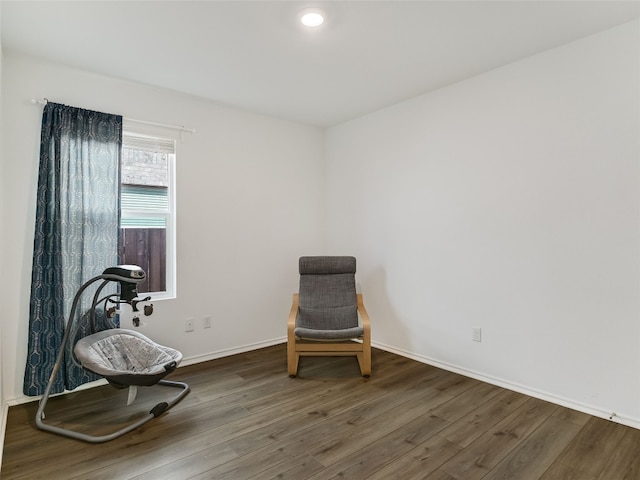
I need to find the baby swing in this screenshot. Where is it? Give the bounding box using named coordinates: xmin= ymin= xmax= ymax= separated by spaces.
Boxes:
xmin=35 ymin=265 xmax=189 ymax=443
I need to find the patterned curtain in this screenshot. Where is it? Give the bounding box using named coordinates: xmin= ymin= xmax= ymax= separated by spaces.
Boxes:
xmin=23 ymin=103 xmax=123 ymax=396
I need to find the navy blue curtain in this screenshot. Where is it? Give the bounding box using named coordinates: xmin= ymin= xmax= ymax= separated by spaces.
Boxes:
xmin=24 ymin=103 xmax=123 ymax=396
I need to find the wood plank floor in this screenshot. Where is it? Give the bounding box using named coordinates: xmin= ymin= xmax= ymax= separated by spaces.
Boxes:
xmin=3 ymin=344 xmax=640 ymax=479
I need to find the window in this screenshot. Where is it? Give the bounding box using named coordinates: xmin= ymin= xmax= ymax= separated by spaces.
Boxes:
xmin=120 ymin=132 xmax=176 ymax=297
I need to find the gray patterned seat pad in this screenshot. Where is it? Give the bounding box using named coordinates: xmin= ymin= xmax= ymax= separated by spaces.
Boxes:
xmin=74 ymin=329 xmax=182 ymax=377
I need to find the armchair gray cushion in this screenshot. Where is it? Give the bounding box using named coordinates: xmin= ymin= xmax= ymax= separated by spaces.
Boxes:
xmin=295 ymin=256 xmax=364 ymax=340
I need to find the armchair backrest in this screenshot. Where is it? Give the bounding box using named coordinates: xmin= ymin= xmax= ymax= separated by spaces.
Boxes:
xmin=297 ymin=256 xmax=358 ymax=331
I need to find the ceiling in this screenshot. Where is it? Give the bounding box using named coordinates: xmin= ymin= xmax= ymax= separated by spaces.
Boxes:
xmin=2 ymin=1 xmax=639 ymax=127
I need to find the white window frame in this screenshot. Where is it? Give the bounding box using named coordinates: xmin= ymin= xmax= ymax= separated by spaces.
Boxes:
xmin=121 ymin=130 xmax=177 ymax=300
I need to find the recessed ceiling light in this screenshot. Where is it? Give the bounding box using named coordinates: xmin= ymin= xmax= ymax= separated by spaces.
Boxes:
xmin=299 ymin=8 xmax=325 ymax=27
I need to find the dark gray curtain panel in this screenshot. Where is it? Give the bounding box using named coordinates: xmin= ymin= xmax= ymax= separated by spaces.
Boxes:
xmin=24 ymin=102 xmax=123 ymax=396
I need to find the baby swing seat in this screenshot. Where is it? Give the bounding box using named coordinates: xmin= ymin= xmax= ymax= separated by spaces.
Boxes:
xmin=74 ymin=328 xmax=182 ymax=388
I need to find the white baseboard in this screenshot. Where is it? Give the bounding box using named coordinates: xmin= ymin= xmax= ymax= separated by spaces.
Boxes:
xmin=179 ymin=337 xmax=286 ymax=367
xmin=6 ymin=338 xmax=638 ymax=432
xmin=187 ymin=338 xmax=640 ymax=429
xmin=6 ymin=378 xmax=108 ymax=407
xmin=4 ymin=338 xmax=288 ymax=408
xmin=372 ymin=340 xmax=640 ymax=430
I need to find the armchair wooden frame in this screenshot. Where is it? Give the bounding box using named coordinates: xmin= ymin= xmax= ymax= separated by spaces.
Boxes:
xmin=287 ymin=293 xmax=371 ymax=377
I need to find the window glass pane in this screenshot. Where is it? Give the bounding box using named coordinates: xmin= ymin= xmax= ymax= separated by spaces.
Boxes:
xmin=120 ymin=132 xmax=175 ymax=296
xmin=122 ymin=150 xmax=169 ymax=187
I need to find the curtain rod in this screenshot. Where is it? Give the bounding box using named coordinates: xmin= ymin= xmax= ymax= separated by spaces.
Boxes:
xmin=31 ymin=98 xmax=196 ymax=134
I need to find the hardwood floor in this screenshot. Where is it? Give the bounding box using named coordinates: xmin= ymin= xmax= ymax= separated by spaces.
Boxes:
xmin=3 ymin=344 xmax=640 ymax=479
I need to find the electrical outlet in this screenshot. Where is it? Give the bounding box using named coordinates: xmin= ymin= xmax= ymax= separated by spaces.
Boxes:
xmin=203 ymin=316 xmax=212 ymax=329
xmin=472 ymin=327 xmax=482 ymax=342
xmin=185 ymin=318 xmax=195 ymax=332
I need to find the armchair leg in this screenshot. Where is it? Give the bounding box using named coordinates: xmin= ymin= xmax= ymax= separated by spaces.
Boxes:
xmin=287 ymin=342 xmax=299 ymax=377
xmin=357 ymin=293 xmax=371 ymax=377
xmin=356 ymin=352 xmax=371 ymax=378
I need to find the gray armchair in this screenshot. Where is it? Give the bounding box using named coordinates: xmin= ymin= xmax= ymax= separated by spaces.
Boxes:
xmin=287 ymin=256 xmax=371 ymax=377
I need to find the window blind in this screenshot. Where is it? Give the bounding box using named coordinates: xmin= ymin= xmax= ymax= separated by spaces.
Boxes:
xmin=123 ymin=133 xmax=175 ymax=154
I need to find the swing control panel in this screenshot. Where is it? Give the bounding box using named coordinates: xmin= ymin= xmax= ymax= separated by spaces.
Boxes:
xmin=103 ymin=265 xmax=146 ymax=283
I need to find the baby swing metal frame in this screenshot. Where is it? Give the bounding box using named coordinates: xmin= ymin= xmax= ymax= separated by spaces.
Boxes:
xmin=35 ymin=265 xmax=189 ymax=443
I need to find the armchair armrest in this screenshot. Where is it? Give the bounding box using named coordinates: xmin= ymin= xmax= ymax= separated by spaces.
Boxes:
xmin=287 ymin=293 xmax=299 ymax=334
xmin=357 ymin=293 xmax=371 ymax=340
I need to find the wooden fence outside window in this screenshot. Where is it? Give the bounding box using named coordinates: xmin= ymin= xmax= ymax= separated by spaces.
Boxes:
xmin=120 ymin=228 xmax=166 ymax=293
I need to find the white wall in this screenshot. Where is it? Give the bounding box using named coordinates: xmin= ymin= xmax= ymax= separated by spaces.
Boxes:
xmin=326 ymin=20 xmax=640 ymax=426
xmin=0 ymin=52 xmax=326 ymax=405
